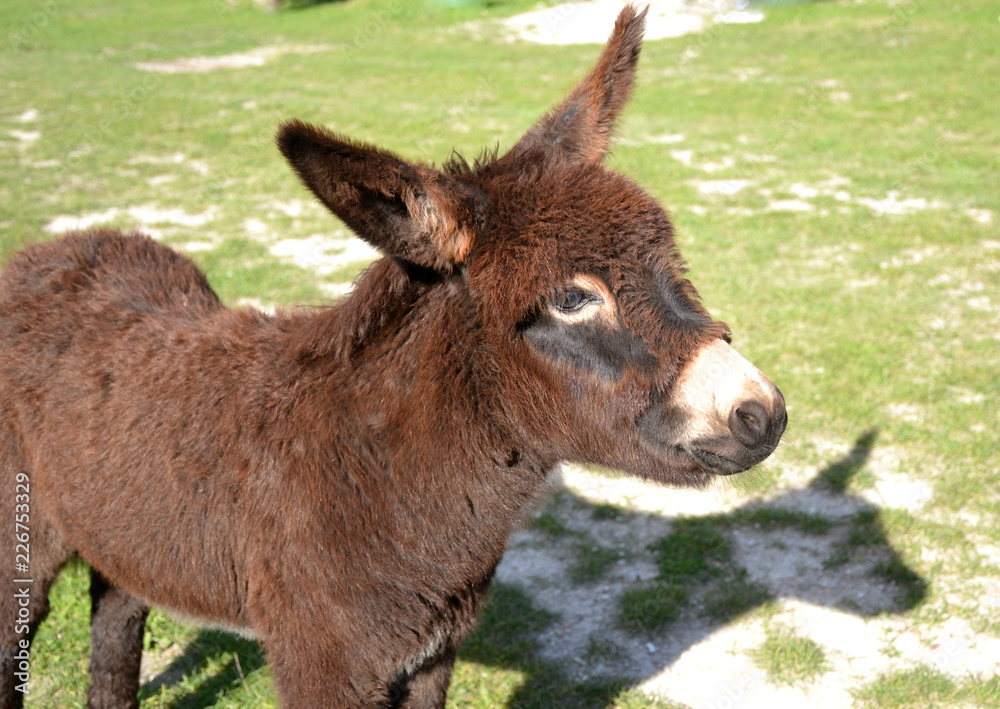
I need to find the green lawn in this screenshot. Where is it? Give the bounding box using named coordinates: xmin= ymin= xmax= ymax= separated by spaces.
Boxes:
xmin=2 ymin=0 xmax=997 ymax=706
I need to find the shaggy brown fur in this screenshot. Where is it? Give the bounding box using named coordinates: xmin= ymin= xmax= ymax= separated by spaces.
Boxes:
xmin=0 ymin=6 xmax=784 ymax=708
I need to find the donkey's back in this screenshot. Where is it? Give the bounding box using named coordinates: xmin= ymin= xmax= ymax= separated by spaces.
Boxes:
xmin=0 ymin=230 xmax=222 ymax=329
xmin=0 ymin=230 xmax=291 ymax=629
xmin=0 ymin=230 xmax=232 ymax=458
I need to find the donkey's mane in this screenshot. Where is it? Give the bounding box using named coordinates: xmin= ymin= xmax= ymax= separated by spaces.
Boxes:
xmin=442 ymin=146 xmax=500 ymax=178
xmin=281 ymin=255 xmax=440 ymax=366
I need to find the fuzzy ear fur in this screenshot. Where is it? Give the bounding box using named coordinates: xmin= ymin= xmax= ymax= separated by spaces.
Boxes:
xmin=508 ymin=4 xmax=647 ymax=163
xmin=277 ymin=120 xmax=479 ymax=273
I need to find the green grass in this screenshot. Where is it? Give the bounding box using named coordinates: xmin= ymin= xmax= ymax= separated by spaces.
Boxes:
xmin=855 ymin=666 xmax=1000 ymax=709
xmin=3 ymin=0 xmax=998 ymax=705
xmin=527 ymin=495 xmax=626 ymax=586
xmin=583 ymin=635 xmax=626 ymax=665
xmin=193 ymin=237 xmax=327 ymax=305
xmin=713 ymin=506 xmax=835 ymax=535
xmin=525 ymin=508 xmax=572 ymax=539
xmin=592 ymin=503 xmax=625 ymax=522
xmin=701 ymin=568 xmax=773 ymax=622
xmin=649 ymin=519 xmax=732 ymax=581
xmin=627 ymin=519 xmax=772 ymax=629
xmin=619 ymin=583 xmax=688 ymax=634
xmin=568 ymin=540 xmax=623 ymax=585
xmin=450 ymin=584 xmax=678 ymax=709
xmin=750 ymin=627 xmax=830 ymax=686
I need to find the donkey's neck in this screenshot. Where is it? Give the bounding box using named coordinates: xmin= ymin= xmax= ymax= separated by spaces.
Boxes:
xmin=283 ymin=265 xmax=553 ymax=582
xmin=357 ymin=278 xmax=552 ymax=525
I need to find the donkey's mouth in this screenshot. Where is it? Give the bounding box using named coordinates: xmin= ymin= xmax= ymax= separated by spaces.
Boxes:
xmin=685 ymin=444 xmax=755 ymax=476
xmin=681 ymin=426 xmax=784 ymax=476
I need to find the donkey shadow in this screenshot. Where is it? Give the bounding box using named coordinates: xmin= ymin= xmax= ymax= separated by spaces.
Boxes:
xmin=468 ymin=428 xmax=927 ymax=707
xmin=137 ymin=631 xmax=267 ymax=707
xmin=138 ymin=429 xmax=925 ymax=707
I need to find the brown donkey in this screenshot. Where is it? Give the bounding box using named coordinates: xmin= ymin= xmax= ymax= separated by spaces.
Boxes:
xmin=0 ymin=6 xmax=785 ymax=708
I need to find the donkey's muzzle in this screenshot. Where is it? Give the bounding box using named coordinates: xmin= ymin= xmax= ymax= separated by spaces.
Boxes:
xmin=641 ymin=339 xmax=787 ymax=476
xmin=692 ymin=388 xmax=787 ymax=475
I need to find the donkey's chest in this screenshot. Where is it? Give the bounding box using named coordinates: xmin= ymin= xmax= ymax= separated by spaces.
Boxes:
xmin=398 ymin=625 xmax=449 ymax=679
xmin=390 ymin=572 xmax=494 ymax=682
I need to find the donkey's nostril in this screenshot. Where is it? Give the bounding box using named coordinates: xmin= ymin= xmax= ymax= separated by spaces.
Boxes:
xmin=729 ymin=400 xmax=770 ymax=449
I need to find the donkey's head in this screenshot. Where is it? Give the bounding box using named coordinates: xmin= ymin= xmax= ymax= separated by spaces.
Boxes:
xmin=277 ymin=5 xmax=785 ymax=487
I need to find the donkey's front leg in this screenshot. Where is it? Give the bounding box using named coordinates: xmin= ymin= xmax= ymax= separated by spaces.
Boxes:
xmin=396 ymin=649 xmax=457 ymax=709
xmin=265 ymin=632 xmax=377 ymax=708
xmin=87 ymin=570 xmax=148 ymax=709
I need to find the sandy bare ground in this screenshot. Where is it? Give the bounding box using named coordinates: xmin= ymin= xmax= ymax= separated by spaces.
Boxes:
xmin=133 ymin=44 xmax=331 ymax=74
xmin=471 ymin=0 xmax=763 ymax=46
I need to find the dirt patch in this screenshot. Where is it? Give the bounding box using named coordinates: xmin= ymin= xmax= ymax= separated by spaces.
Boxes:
xmin=133 ymin=44 xmax=331 ymax=74
xmin=269 ymin=234 xmax=379 ymax=277
xmin=45 ymin=206 xmax=217 ymax=236
xmin=858 ymin=191 xmax=949 ymax=216
xmin=129 ymin=153 xmax=210 ymax=176
xmin=8 ymin=129 xmax=40 ymax=145
xmin=13 ymin=108 xmax=38 ymax=122
xmin=690 ymin=170 xmax=995 ymax=227
xmin=967 ymin=208 xmax=993 ymax=224
xmin=766 ymin=198 xmax=814 ymax=212
xmin=474 ymin=0 xmax=763 ymax=46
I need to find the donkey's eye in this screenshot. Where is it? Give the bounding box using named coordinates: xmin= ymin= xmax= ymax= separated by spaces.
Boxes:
xmin=553 ymin=289 xmax=600 ymax=314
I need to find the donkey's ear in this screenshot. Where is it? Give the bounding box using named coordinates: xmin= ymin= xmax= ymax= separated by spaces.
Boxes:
xmin=277 ymin=119 xmax=478 ymax=273
xmin=507 ymin=4 xmax=647 ymax=163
